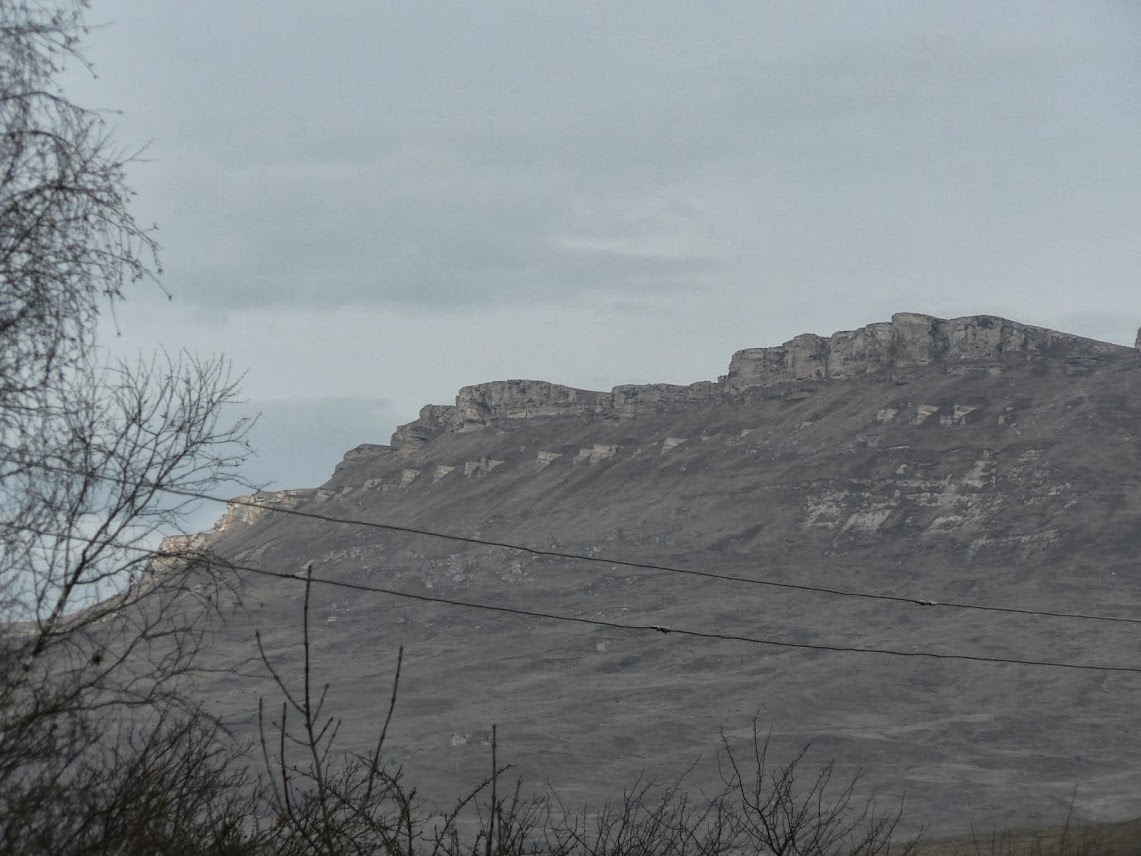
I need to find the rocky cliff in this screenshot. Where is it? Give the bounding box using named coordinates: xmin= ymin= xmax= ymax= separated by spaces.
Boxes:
xmin=387 ymin=313 xmax=1134 ymax=449
xmin=175 ymin=311 xmax=1141 ymax=840
xmin=727 ymin=312 xmax=1128 ymax=385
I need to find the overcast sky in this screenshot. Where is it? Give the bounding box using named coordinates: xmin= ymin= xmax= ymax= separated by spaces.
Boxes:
xmin=69 ymin=1 xmax=1141 ymax=524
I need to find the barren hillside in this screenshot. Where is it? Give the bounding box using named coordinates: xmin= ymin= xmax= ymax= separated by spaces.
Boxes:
xmin=182 ymin=313 xmax=1141 ymax=837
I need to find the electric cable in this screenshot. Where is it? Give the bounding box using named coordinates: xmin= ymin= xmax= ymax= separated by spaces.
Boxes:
xmin=162 ymin=484 xmax=1141 ymax=627
xmin=7 ymin=518 xmax=1141 ymax=675
xmin=9 ymin=457 xmax=1141 ymax=626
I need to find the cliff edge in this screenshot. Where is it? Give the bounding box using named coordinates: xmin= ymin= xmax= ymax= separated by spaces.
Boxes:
xmin=388 ymin=312 xmax=1135 ymax=450
xmin=173 ymin=309 xmax=1141 ymax=837
xmin=165 ymin=310 xmax=1135 ymax=558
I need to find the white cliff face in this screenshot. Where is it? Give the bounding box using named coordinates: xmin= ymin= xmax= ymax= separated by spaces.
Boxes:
xmin=455 ymin=380 xmax=604 ymax=428
xmin=211 ymin=490 xmax=319 ymax=532
xmin=174 ymin=309 xmax=1141 ymax=842
xmin=725 ymin=313 xmax=1129 ymax=389
xmin=386 ymin=313 xmax=1135 ymax=449
xmin=151 ymin=489 xmax=325 ymax=566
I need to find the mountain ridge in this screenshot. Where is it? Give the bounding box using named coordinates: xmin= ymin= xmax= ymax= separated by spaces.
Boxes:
xmin=174 ymin=312 xmax=1141 ymax=837
xmin=387 ymin=312 xmax=1135 ymax=450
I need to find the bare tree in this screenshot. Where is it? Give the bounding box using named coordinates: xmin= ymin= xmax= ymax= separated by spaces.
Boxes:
xmin=0 ymin=2 xmax=255 ymax=850
xmin=249 ymin=567 xmax=917 ymax=856
xmin=0 ymin=7 xmax=927 ymax=854
xmin=0 ymin=701 xmax=258 ymax=856
xmin=0 ymin=0 xmax=160 ymax=408
xmin=717 ymin=718 xmax=917 ymax=856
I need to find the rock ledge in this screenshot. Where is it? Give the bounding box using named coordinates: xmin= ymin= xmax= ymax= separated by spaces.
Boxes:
xmin=389 ymin=313 xmax=1133 ymax=449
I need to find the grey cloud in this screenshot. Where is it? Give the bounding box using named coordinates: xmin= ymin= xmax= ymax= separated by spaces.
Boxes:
xmin=154 ymin=152 xmax=722 ymax=311
xmin=76 ymin=0 xmax=1141 ymax=319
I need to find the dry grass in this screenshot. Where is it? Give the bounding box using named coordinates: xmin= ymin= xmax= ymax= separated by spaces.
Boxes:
xmin=914 ymin=817 xmax=1141 ymax=856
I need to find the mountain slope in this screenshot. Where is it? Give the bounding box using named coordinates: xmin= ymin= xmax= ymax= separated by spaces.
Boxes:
xmin=186 ymin=313 xmax=1141 ymax=837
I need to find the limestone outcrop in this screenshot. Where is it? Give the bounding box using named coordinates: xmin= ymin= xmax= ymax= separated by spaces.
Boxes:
xmin=388 ymin=313 xmax=1134 ymax=445
xmin=725 ymin=313 xmax=1128 ymax=389
xmin=209 ymin=489 xmax=318 ymax=532
xmin=177 ymin=309 xmax=1141 ymax=840
xmin=389 ymin=380 xmax=720 ymax=446
xmin=146 ymin=488 xmax=324 ymax=572
xmin=456 ymin=380 xmax=605 ymax=428
xmin=390 ymin=405 xmax=457 ymax=451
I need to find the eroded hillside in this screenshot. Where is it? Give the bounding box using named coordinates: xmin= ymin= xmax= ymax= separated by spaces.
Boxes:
xmin=183 ymin=313 xmax=1141 ymax=837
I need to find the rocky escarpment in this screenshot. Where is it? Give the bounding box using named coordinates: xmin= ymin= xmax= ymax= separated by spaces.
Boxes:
xmin=388 ymin=380 xmax=721 ymax=449
xmin=727 ymin=312 xmax=1127 ymax=386
xmin=182 ymin=309 xmax=1141 ymax=840
xmin=154 ymin=488 xmax=325 ymax=564
xmin=387 ymin=313 xmax=1135 ymax=451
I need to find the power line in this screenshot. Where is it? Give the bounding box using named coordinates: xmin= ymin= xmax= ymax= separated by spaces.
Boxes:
xmin=10 ymin=519 xmax=1141 ymax=674
xmin=12 ymin=458 xmax=1141 ymax=628
xmin=220 ymin=557 xmax=1141 ymax=676
xmin=169 ymin=486 xmax=1141 ymax=628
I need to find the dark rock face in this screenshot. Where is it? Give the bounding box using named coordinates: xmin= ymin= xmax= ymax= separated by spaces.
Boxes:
xmin=184 ymin=313 xmax=1141 ymax=840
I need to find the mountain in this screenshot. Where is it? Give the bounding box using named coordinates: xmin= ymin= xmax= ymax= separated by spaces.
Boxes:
xmin=182 ymin=312 xmax=1141 ymax=837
